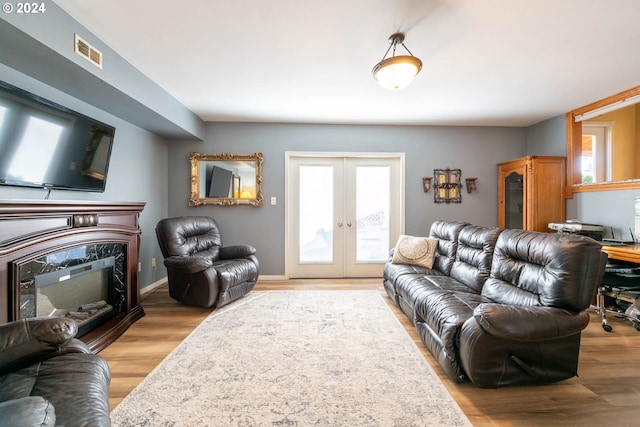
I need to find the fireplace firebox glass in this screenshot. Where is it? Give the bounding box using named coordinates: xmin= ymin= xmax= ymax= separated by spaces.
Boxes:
xmin=18 ymin=243 xmax=126 ymax=337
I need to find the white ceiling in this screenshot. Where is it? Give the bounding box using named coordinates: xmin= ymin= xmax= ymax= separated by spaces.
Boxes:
xmin=54 ymin=0 xmax=640 ymax=127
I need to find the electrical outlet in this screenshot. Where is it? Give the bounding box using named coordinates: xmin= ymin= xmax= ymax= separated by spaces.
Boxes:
xmin=138 ymin=262 xmax=142 ymax=272
xmin=151 ymin=257 xmax=156 ymax=267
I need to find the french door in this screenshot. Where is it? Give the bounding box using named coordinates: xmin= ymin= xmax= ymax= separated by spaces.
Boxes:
xmin=286 ymin=153 xmax=404 ymax=278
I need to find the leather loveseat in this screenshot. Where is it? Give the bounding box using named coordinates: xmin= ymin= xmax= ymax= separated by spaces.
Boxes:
xmin=384 ymin=220 xmax=607 ymax=388
xmin=0 ymin=317 xmax=111 ymax=426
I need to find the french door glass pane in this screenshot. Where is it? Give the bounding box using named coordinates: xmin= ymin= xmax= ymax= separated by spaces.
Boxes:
xmin=299 ymin=165 xmax=333 ymax=263
xmin=356 ymin=166 xmax=389 ymax=262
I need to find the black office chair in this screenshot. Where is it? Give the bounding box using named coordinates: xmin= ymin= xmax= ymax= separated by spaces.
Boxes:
xmin=155 ymin=216 xmax=259 ymax=308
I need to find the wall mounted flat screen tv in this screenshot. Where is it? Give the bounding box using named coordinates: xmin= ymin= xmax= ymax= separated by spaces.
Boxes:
xmin=0 ymin=80 xmax=115 ymax=192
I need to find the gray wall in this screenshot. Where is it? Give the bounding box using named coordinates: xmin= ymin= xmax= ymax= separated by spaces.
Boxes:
xmin=167 ymin=122 xmax=526 ymax=275
xmin=0 ymin=63 xmax=169 ymax=290
xmin=525 ymin=115 xmax=566 ymax=156
xmin=571 ymin=190 xmax=639 ymax=240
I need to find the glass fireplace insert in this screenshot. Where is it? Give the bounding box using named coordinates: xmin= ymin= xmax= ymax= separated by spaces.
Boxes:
xmin=18 ymin=243 xmax=126 ymax=337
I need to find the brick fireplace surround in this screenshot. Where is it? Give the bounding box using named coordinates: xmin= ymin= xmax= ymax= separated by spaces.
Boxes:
xmin=0 ymin=200 xmax=145 ymax=352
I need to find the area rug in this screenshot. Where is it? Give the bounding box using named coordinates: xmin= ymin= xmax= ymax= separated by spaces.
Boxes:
xmin=110 ymin=291 xmax=472 ymax=427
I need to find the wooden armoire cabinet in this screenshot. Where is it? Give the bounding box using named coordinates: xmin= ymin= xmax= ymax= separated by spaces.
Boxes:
xmin=498 ymin=156 xmax=566 ymax=232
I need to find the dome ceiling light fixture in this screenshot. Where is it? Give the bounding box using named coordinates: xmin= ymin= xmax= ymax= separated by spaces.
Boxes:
xmin=372 ymin=32 xmax=423 ymax=90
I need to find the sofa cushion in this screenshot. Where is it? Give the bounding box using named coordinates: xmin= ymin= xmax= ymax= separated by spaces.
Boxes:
xmin=391 ymin=234 xmax=438 ymax=268
xmin=414 ymin=289 xmax=494 ymax=382
xmin=449 ymin=225 xmax=502 ymax=293
xmin=424 ymin=275 xmax=481 ymax=294
xmin=428 ymin=220 xmax=468 ymax=274
xmin=483 ymin=229 xmax=605 ymax=311
xmin=383 ymin=262 xmax=433 ymax=284
xmin=383 ymin=262 xmax=431 ymax=303
xmin=0 ymin=396 xmax=55 ymax=427
xmin=395 ymin=272 xmax=446 ymax=322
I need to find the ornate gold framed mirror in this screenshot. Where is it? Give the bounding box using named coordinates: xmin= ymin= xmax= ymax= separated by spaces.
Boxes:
xmin=566 ymin=86 xmax=640 ymax=194
xmin=189 ymin=152 xmax=264 ymax=206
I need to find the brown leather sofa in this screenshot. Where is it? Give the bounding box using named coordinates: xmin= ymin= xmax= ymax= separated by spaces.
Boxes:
xmin=384 ymin=220 xmax=607 ymax=388
xmin=156 ymin=216 xmax=259 ymax=308
xmin=0 ymin=317 xmax=111 ymax=426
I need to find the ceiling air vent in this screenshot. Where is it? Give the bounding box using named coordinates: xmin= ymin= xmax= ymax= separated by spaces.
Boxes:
xmin=74 ymin=34 xmax=103 ymax=69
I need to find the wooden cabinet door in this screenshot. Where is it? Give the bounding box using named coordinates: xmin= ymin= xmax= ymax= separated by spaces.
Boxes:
xmin=527 ymin=157 xmax=566 ymax=231
xmin=498 ymin=156 xmax=566 ymax=232
xmin=498 ymin=161 xmax=526 ymax=229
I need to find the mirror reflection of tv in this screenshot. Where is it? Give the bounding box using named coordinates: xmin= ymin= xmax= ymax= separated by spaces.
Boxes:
xmin=206 ymin=165 xmax=233 ymax=198
xmin=0 ymin=80 xmax=116 ymax=192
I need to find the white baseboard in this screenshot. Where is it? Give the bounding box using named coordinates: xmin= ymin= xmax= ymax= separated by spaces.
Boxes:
xmin=141 ymin=277 xmax=168 ymax=296
xmin=140 ymin=275 xmax=287 ymax=295
xmin=258 ymin=275 xmax=288 ymax=281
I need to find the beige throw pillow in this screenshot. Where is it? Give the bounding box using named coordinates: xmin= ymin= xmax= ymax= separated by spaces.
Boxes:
xmin=391 ymin=235 xmax=438 ymax=269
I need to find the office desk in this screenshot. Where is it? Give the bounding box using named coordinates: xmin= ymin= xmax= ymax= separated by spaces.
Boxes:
xmin=601 ymin=244 xmax=640 ymax=263
xmin=598 ymin=245 xmax=640 ymax=332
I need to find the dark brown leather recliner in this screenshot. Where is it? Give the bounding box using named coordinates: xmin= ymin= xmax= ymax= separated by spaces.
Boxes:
xmin=155 ymin=216 xmax=259 ymax=308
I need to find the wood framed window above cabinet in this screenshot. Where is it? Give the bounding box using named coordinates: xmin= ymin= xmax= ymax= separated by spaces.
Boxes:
xmin=498 ymin=156 xmax=566 ymax=232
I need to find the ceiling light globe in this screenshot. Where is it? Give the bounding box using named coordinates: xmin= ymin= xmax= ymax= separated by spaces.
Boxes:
xmin=372 ymin=56 xmax=423 ymax=90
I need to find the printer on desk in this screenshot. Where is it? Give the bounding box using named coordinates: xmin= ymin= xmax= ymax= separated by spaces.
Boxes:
xmin=548 ymin=220 xmax=605 ymax=241
xmin=548 ymin=220 xmax=638 ymax=245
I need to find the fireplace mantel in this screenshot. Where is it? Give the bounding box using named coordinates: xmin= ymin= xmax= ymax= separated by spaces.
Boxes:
xmin=0 ymin=200 xmax=146 ymax=352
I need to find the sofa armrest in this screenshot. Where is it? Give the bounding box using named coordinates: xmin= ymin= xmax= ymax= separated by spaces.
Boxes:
xmin=473 ymin=303 xmax=590 ymax=342
xmin=163 ymin=255 xmax=213 ymax=274
xmin=0 ymin=317 xmax=81 ymax=376
xmin=219 ymin=245 xmax=256 ymax=260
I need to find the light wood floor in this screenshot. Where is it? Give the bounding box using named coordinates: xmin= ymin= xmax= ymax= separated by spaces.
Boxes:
xmin=100 ymin=279 xmax=640 ymax=426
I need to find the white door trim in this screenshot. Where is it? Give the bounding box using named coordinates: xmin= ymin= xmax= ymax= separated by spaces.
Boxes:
xmin=284 ymin=151 xmax=405 ymax=278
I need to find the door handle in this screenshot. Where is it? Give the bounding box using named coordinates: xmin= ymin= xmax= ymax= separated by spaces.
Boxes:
xmin=338 ymin=222 xmax=343 ymax=227
xmin=347 ymin=222 xmax=352 ymax=227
